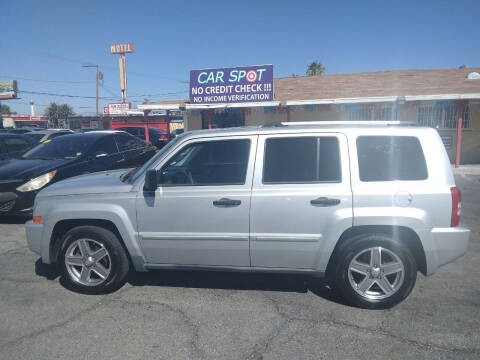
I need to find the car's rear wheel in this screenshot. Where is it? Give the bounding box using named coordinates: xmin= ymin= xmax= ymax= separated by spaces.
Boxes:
xmin=332 ymin=233 xmax=417 ymax=309
xmin=58 ymin=226 xmax=130 ymax=294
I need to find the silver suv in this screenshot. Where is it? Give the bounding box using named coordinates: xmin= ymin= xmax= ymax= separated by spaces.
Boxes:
xmin=26 ymin=121 xmax=470 ymax=308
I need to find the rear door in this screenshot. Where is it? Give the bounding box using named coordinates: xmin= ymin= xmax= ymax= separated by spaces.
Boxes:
xmin=115 ymin=133 xmax=152 ymax=167
xmin=249 ymin=132 xmax=352 ymax=270
xmin=88 ymin=135 xmax=124 ymax=172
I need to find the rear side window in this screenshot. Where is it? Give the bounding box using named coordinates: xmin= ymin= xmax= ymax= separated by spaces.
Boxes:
xmin=89 ymin=136 xmax=118 ymax=155
xmin=357 ymin=136 xmax=428 ymax=181
xmin=263 ymin=136 xmax=341 ymax=183
xmin=115 ymin=134 xmax=139 ymax=151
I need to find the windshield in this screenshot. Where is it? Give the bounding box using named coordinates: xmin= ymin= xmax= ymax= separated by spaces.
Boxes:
xmin=22 ymin=134 xmax=97 ymax=160
xmin=126 ymin=134 xmax=183 ymax=183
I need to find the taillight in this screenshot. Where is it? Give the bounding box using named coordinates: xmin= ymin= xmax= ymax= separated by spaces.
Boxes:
xmin=451 ymin=187 xmax=461 ymax=227
xmin=159 ymin=134 xmax=168 ymax=140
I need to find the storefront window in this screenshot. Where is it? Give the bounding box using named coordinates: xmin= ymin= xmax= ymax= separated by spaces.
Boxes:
xmin=202 ymin=109 xmax=245 ymax=129
xmin=417 ymin=103 xmax=471 ymax=129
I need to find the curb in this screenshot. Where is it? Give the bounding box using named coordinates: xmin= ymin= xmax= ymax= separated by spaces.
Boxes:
xmin=452 ymin=166 xmax=480 ymax=175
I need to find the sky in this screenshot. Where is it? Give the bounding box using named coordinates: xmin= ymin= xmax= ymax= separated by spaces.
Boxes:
xmin=1 ymin=0 xmax=480 ymax=116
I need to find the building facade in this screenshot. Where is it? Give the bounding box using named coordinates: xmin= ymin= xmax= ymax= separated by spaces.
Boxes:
xmin=140 ymin=68 xmax=480 ymax=164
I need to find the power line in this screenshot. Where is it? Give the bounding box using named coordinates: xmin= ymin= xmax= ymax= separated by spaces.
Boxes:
xmin=4 ymin=43 xmax=189 ymax=83
xmin=0 ymin=74 xmax=91 ymax=84
xmin=18 ymin=90 xmax=118 ymax=100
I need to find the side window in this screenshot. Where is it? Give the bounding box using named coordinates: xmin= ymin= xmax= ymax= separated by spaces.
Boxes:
xmin=134 ymin=137 xmax=147 ymax=148
xmin=357 ymin=136 xmax=428 ymax=181
xmin=4 ymin=137 xmax=32 ymax=153
xmin=263 ymin=136 xmax=341 ymax=183
xmin=115 ymin=134 xmax=139 ymax=152
xmin=161 ymin=139 xmax=250 ymax=186
xmin=89 ymin=136 xmax=118 ymax=156
xmin=119 ymin=128 xmax=137 ymax=136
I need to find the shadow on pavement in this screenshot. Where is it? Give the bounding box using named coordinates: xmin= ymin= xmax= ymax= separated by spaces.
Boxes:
xmin=35 ymin=259 xmax=60 ymax=281
xmin=33 ymin=259 xmax=350 ymax=306
xmin=127 ymin=269 xmax=351 ymax=306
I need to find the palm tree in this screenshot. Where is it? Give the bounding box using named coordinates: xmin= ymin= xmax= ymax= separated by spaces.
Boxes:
xmin=306 ymin=61 xmax=325 ymax=76
xmin=0 ymin=104 xmax=13 ymax=114
xmin=44 ymin=102 xmax=75 ymax=127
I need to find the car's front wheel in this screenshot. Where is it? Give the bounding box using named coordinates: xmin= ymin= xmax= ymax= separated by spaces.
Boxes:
xmin=58 ymin=225 xmax=130 ymax=294
xmin=332 ymin=233 xmax=417 ymax=309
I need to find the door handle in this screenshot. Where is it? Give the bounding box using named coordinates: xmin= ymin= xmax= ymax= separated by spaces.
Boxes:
xmin=213 ymin=198 xmax=241 ymax=207
xmin=310 ymin=197 xmax=341 ymax=206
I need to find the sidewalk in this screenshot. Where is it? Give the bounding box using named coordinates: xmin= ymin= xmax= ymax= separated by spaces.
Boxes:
xmin=452 ymin=164 xmax=480 ymax=175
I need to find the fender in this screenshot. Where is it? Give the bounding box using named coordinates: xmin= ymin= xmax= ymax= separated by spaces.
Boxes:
xmin=40 ymin=200 xmax=147 ymax=271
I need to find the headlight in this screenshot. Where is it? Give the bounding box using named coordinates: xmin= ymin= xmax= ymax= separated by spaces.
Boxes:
xmin=16 ymin=170 xmax=57 ymax=192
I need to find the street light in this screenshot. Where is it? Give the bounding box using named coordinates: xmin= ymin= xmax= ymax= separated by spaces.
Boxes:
xmin=82 ymin=64 xmax=100 ymax=118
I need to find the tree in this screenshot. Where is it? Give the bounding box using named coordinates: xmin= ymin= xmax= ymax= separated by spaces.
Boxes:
xmin=458 ymin=65 xmax=467 ymax=69
xmin=0 ymin=104 xmax=13 ymax=114
xmin=292 ymin=73 xmax=299 ymax=77
xmin=306 ymin=61 xmax=326 ymax=76
xmin=44 ymin=102 xmax=75 ymax=127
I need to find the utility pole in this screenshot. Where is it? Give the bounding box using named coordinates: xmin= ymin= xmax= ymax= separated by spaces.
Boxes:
xmin=82 ymin=64 xmax=99 ymax=117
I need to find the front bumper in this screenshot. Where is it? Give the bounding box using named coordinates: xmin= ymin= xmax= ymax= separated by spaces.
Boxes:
xmin=0 ymin=190 xmax=36 ymax=216
xmin=25 ymin=220 xmax=44 ymax=256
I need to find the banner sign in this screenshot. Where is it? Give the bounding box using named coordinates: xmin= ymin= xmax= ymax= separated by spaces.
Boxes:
xmin=190 ymin=64 xmax=273 ymax=105
xmin=0 ymin=80 xmax=18 ymax=99
xmin=108 ymin=102 xmax=131 ymax=115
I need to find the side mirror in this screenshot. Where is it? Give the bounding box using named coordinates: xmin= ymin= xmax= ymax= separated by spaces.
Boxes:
xmin=144 ymin=169 xmax=158 ymax=191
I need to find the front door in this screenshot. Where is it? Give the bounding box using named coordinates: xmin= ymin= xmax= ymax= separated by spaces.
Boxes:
xmin=249 ymin=133 xmax=352 ymax=270
xmin=136 ymin=135 xmax=257 ymax=266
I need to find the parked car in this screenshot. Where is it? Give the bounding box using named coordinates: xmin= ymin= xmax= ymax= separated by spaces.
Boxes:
xmin=0 ymin=133 xmax=37 ymax=161
xmin=76 ymin=128 xmax=101 ymax=133
xmin=25 ymin=122 xmax=470 ymax=308
xmin=24 ymin=129 xmax=74 ymax=143
xmin=170 ymin=128 xmax=184 ymax=138
xmin=0 ymin=131 xmax=156 ymax=216
xmin=116 ymin=126 xmax=169 ymax=149
xmin=8 ymin=127 xmax=44 ymax=134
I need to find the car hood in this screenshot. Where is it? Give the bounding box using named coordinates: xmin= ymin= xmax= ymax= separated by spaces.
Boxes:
xmin=0 ymin=158 xmax=74 ymax=181
xmin=37 ymin=169 xmax=133 ymax=198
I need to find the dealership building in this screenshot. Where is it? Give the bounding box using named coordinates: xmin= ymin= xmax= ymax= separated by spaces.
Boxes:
xmin=139 ymin=67 xmax=480 ymax=164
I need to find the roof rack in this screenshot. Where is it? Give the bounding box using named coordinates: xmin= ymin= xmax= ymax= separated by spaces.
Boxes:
xmin=262 ymin=121 xmax=417 ymax=127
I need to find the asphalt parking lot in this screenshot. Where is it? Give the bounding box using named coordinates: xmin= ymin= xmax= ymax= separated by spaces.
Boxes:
xmin=1 ymin=174 xmax=479 ymax=360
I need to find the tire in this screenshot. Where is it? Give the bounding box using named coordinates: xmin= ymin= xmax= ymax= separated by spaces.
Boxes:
xmin=332 ymin=233 xmax=417 ymax=309
xmin=58 ymin=225 xmax=130 ymax=294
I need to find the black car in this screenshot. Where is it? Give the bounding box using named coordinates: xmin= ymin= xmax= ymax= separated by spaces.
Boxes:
xmin=116 ymin=126 xmax=169 ymax=149
xmin=0 ymin=133 xmax=37 ymax=161
xmin=8 ymin=127 xmax=44 ymax=134
xmin=0 ymin=131 xmax=156 ymax=216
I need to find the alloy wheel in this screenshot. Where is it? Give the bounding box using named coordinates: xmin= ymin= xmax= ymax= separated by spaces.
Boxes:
xmin=65 ymin=238 xmax=112 ymax=286
xmin=348 ymin=246 xmax=405 ymax=300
